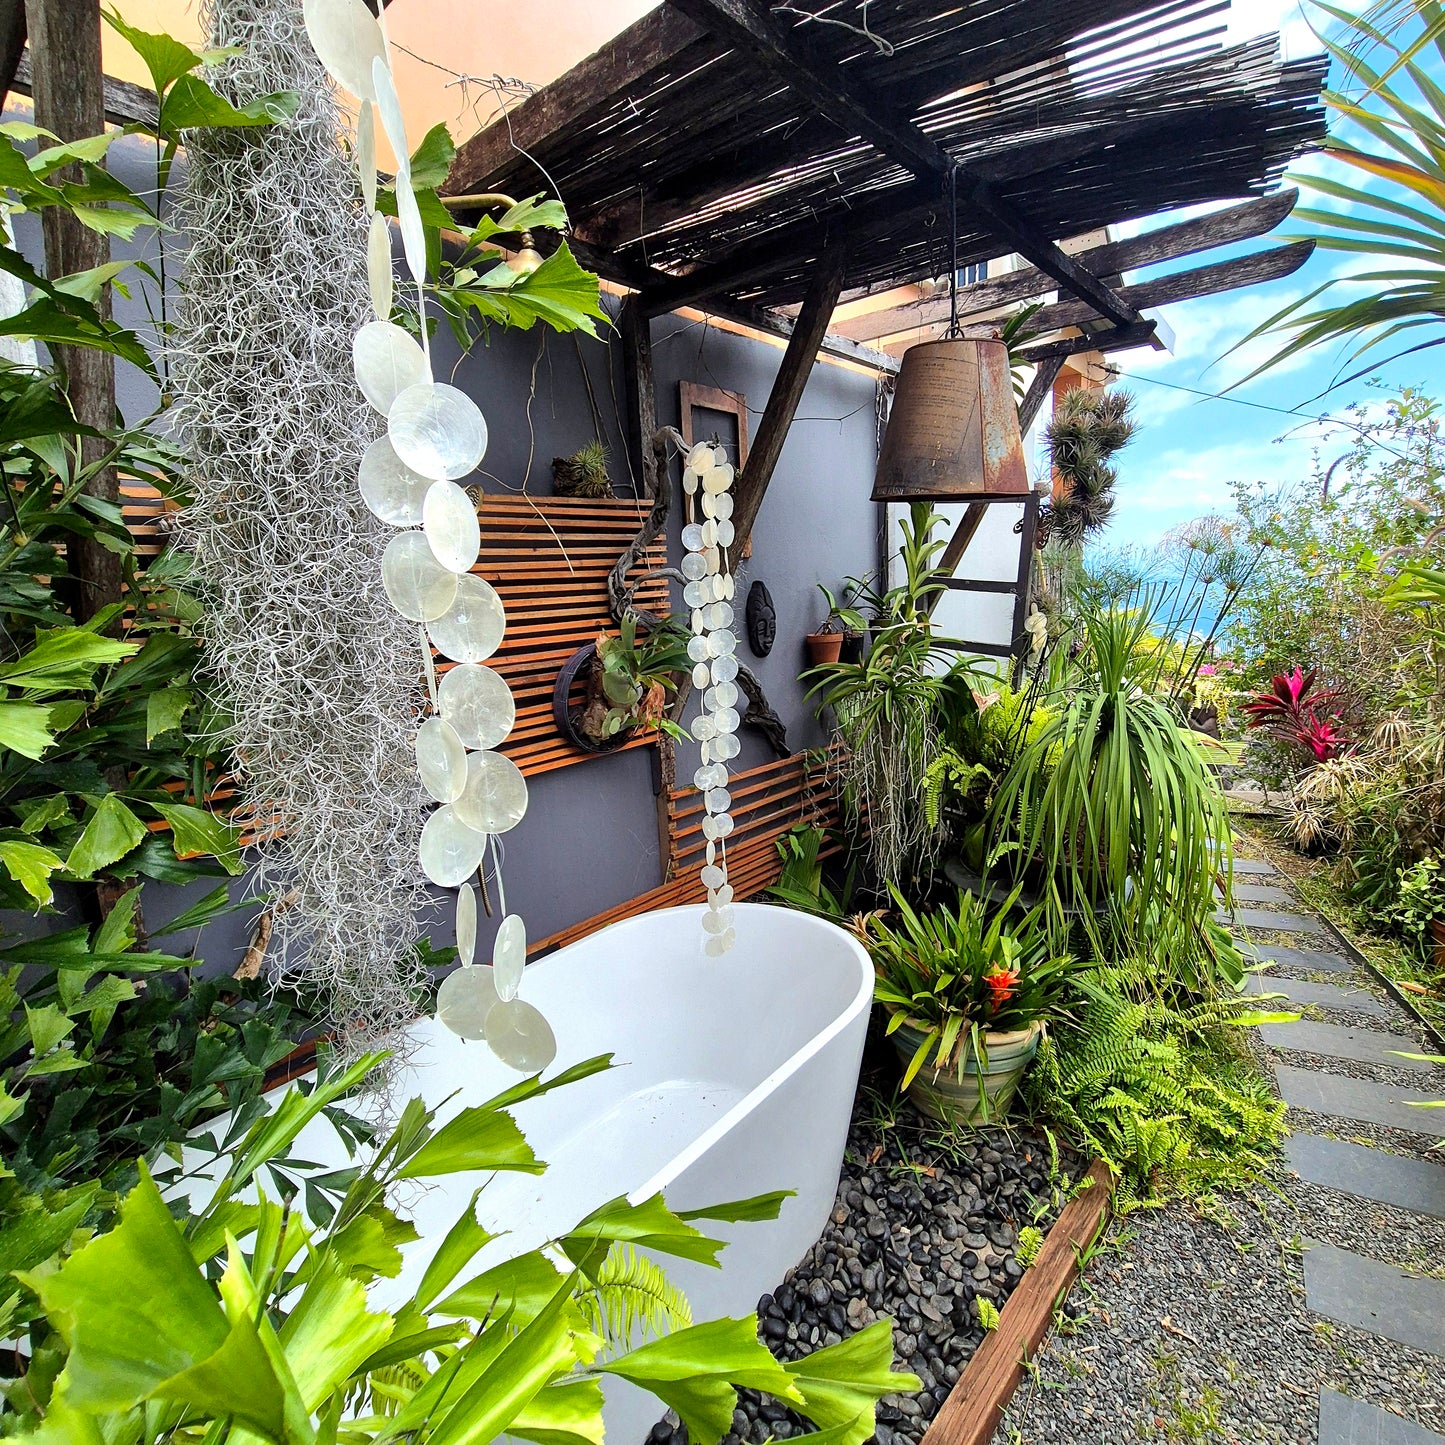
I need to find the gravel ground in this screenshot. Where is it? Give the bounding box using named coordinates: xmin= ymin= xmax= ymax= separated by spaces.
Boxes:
xmin=645 ymin=1061 xmax=1086 ymax=1445
xmin=992 ymin=937 xmax=1445 ymax=1445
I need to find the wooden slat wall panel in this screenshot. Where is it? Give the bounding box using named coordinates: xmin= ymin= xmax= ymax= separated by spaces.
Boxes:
xmin=472 ymin=494 xmax=669 ymax=778
xmin=530 ymin=747 xmax=841 ymax=956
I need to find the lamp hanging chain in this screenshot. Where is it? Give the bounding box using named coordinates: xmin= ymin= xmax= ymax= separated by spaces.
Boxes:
xmin=946 ymin=162 xmax=960 ymax=339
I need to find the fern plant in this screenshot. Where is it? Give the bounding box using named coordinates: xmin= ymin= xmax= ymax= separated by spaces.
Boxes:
xmin=577 ymin=1242 xmax=694 ymax=1347
xmin=1023 ymin=967 xmax=1292 ymax=1205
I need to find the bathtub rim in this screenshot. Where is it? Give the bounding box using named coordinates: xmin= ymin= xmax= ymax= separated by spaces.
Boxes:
xmin=535 ymin=901 xmax=874 ymax=1207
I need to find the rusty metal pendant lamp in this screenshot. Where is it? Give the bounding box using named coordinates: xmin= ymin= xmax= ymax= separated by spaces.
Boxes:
xmin=871 ymin=165 xmax=1030 ymax=503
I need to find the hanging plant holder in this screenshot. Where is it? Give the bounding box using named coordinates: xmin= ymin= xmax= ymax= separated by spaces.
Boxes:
xmin=552 ymin=642 xmax=637 ymax=754
xmin=871 ymin=336 xmax=1029 ymax=502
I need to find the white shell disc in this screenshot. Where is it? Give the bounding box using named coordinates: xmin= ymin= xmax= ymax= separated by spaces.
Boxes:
xmin=456 ymin=883 xmax=478 ymax=968
xmin=681 ymin=523 xmax=704 ymax=551
xmin=686 ymin=442 xmax=714 ymax=473
xmin=367 ymin=211 xmax=393 ymax=321
xmin=420 ymin=804 xmax=487 ymax=888
xmin=438 ymin=663 xmax=515 ymax=751
xmin=422 ymin=480 xmax=481 ymax=574
xmin=354 ymin=320 xmax=428 ymax=414
xmin=485 ymin=997 xmax=556 ymax=1072
xmin=395 ymin=171 xmax=428 ymax=291
xmin=357 ymin=98 xmax=377 ymax=212
xmin=382 ymin=531 xmax=458 ymax=622
xmin=454 ymin=749 xmax=529 ymax=834
xmin=493 ymin=913 xmax=526 ymax=1002
xmin=359 ymin=435 xmax=431 ymax=526
xmin=416 ymin=716 xmax=467 ymax=803
xmin=428 ymin=573 xmax=506 ymax=663
xmin=303 ymin=0 xmax=385 ymax=101
xmin=371 ymin=55 xmax=410 ymax=179
xmin=388 ymin=383 xmax=488 ymax=481
xmin=436 ymin=961 xmax=496 ymax=1040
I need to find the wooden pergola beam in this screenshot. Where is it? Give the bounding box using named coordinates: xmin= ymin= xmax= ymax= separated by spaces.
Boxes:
xmin=1022 ymin=240 xmax=1314 ymax=337
xmin=443 ymin=5 xmax=704 ymax=196
xmin=661 ymin=0 xmax=1139 ymax=326
xmin=730 ymin=243 xmax=849 ymax=560
xmin=834 ymin=188 xmax=1301 ymax=344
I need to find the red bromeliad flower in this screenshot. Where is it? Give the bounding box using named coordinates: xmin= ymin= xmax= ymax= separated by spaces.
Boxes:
xmin=1242 ymin=666 xmax=1352 ymax=763
xmin=983 ymin=965 xmax=1019 ymax=1013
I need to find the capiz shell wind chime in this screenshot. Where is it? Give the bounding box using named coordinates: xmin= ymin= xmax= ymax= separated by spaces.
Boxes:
xmin=681 ymin=442 xmax=740 ymax=954
xmin=303 ymin=0 xmax=554 ymax=1069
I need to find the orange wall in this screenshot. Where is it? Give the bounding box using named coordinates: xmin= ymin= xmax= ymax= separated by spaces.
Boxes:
xmin=108 ymin=0 xmax=653 ymax=165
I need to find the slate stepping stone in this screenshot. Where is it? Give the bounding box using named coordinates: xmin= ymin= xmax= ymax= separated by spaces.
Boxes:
xmin=1247 ymin=971 xmax=1394 ymax=1021
xmin=1319 ymin=1389 xmax=1445 ymax=1444
xmin=1304 ymin=1241 xmax=1445 ymax=1356
xmin=1276 ymin=1065 xmax=1445 ymax=1138
xmin=1286 ymin=1134 xmax=1445 ymax=1220
xmin=1232 ymin=857 xmax=1281 ymax=876
xmin=1259 ymin=1019 xmax=1434 ymax=1071
xmin=1221 ymin=906 xmax=1331 ymax=936
xmin=1230 ymin=881 xmax=1296 ymax=904
xmin=1249 ymin=944 xmax=1356 ymax=975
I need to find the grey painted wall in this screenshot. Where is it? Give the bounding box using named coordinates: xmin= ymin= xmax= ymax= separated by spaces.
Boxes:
xmin=4 ymin=116 xmax=883 ymax=981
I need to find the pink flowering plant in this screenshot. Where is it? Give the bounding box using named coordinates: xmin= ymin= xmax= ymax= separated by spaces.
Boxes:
xmin=1241 ymin=666 xmax=1353 ymax=763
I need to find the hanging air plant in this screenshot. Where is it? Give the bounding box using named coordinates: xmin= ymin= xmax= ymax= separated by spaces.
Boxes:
xmin=1044 ymin=387 xmax=1136 ymax=547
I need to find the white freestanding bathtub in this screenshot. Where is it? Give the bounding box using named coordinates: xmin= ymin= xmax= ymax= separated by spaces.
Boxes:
xmin=196 ymin=903 xmax=873 ymax=1442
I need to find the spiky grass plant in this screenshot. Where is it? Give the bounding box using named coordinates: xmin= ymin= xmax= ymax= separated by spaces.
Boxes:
xmin=553 ymin=438 xmax=614 ymax=498
xmin=989 ymin=603 xmax=1234 ymax=988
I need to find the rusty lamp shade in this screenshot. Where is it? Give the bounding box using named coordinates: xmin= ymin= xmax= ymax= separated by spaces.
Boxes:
xmin=871 ymin=337 xmax=1030 ymax=502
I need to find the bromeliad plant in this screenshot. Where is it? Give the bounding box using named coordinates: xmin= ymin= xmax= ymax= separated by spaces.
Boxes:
xmin=862 ymin=886 xmax=1077 ymax=1090
xmin=5 ymin=1052 xmax=917 ymax=1443
xmin=1241 ymin=666 xmax=1352 ymax=763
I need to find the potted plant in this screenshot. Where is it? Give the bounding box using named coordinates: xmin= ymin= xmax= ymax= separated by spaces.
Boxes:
xmin=553 ymin=613 xmax=693 ymax=751
xmin=806 ymin=583 xmax=868 ymax=667
xmin=860 ymin=885 xmax=1077 ymax=1127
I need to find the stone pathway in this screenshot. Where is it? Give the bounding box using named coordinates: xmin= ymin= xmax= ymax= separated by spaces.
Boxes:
xmin=993 ymin=845 xmax=1445 ymax=1445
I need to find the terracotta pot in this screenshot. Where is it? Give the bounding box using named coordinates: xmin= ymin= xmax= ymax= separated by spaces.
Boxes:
xmin=805 ymin=631 xmax=844 ymax=666
xmin=1431 ymin=918 xmax=1445 ymax=976
xmin=887 ymin=1014 xmax=1042 ymax=1128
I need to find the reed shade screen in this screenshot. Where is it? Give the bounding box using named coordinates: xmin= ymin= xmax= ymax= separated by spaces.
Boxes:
xmin=444 ymin=0 xmax=1327 ymax=314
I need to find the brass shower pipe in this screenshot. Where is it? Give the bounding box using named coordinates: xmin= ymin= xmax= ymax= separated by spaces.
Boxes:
xmin=440 ymin=192 xmax=544 ymax=274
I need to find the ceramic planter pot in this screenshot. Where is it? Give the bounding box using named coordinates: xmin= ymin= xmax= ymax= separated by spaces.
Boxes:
xmin=887 ymin=1014 xmax=1042 ymax=1127
xmin=805 ymin=631 xmax=844 ymax=666
xmin=839 ymin=629 xmax=867 ymax=665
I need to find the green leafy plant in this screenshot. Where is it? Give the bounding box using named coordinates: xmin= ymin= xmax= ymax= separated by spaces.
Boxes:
xmin=863 ymin=886 xmax=1078 ymax=1089
xmin=806 ymin=503 xmax=969 ymax=886
xmin=1044 ymin=387 xmax=1136 ymax=547
xmin=1023 ymin=967 xmax=1292 ymax=1204
xmin=553 ymin=438 xmax=614 ymax=499
xmin=989 ymin=601 xmax=1237 ymax=990
xmin=1015 ymin=1225 xmax=1044 ymax=1268
xmin=1377 ymin=855 xmax=1445 ymax=949
xmin=4 ymin=1052 xmax=919 ymax=1443
xmin=581 ymin=613 xmax=693 ymax=744
xmin=766 ymin=824 xmax=851 ymax=920
xmin=814 ymin=582 xmax=867 ymax=636
xmin=975 ymin=1297 xmax=1001 ymax=1332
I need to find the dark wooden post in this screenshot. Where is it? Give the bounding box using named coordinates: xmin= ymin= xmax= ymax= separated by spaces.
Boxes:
xmin=24 ymin=0 xmax=122 ymax=626
xmin=0 ymin=0 xmax=25 ymax=102
xmin=729 ymin=243 xmax=849 ymax=561
xmin=619 ymin=295 xmax=660 ymax=500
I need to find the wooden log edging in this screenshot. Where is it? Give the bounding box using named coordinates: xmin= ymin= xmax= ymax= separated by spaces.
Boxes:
xmin=921 ymin=1158 xmax=1114 ymax=1445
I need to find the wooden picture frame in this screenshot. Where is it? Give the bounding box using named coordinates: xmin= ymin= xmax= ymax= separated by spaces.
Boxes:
xmin=679 ymin=380 xmax=752 ymax=558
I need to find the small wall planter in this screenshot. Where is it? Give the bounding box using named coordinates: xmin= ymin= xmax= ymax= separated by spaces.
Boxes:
xmin=805 ymin=631 xmax=844 ymax=666
xmin=552 ymin=643 xmax=635 ymax=754
xmin=888 ymin=1017 xmax=1042 ymax=1127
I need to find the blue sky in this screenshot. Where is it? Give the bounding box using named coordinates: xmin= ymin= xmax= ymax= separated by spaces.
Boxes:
xmin=1100 ymin=0 xmax=1445 ymax=550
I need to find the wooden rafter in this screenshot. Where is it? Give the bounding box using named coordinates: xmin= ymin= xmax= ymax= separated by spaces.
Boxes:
xmin=730 ymin=243 xmax=849 ymax=560
xmin=661 ymin=0 xmax=1139 ymax=324
xmin=833 ymin=189 xmax=1301 ymax=344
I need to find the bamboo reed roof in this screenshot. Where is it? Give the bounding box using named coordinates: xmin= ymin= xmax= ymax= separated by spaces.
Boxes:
xmin=445 ymin=0 xmax=1327 ymax=318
